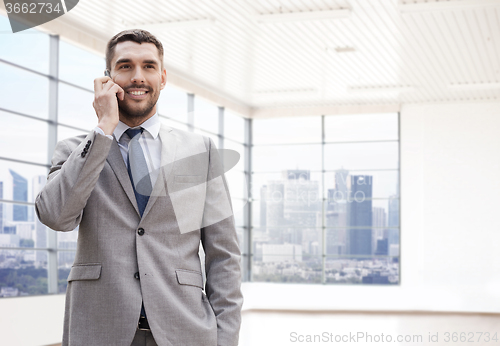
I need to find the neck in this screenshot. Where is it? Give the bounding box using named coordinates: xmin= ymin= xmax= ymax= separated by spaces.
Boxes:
xmin=119 ymin=109 xmax=156 ymax=128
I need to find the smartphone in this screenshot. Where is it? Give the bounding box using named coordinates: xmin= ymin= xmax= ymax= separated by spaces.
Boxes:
xmin=104 ymin=69 xmax=110 ymax=77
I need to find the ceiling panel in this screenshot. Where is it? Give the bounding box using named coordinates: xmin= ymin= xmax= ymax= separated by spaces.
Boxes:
xmin=4 ymin=0 xmax=499 ymax=116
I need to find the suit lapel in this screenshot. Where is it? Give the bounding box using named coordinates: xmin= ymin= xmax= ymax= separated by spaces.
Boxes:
xmin=142 ymin=124 xmax=176 ymax=219
xmin=106 ymin=140 xmax=140 ymax=216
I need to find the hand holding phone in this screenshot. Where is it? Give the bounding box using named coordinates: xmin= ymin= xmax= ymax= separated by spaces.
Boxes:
xmin=92 ymin=70 xmax=124 ymax=135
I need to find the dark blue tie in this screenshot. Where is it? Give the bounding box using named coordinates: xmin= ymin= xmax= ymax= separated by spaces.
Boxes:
xmin=125 ymin=128 xmax=152 ymax=217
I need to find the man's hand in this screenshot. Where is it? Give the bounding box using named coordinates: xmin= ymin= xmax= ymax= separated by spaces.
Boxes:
xmin=93 ymin=76 xmax=125 ymax=136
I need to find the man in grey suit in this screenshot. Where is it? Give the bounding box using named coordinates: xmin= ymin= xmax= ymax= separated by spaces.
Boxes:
xmin=35 ymin=29 xmax=243 ymax=346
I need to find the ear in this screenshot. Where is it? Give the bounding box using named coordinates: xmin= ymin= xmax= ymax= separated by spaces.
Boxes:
xmin=160 ymin=68 xmax=167 ymax=90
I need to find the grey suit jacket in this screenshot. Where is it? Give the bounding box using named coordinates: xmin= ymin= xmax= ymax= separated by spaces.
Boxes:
xmin=35 ymin=124 xmax=243 ymax=346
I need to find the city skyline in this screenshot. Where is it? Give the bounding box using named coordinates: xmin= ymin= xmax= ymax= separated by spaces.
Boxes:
xmin=254 ymin=167 xmax=399 ymax=284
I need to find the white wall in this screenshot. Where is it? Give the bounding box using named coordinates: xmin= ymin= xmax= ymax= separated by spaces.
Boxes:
xmin=400 ymin=101 xmax=500 ymax=295
xmin=0 ymin=294 xmax=65 ymax=346
xmin=2 ymin=101 xmax=500 ymax=345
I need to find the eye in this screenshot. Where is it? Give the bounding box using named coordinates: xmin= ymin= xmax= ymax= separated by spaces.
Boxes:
xmin=145 ymin=65 xmax=155 ymax=69
xmin=118 ymin=65 xmax=130 ymax=69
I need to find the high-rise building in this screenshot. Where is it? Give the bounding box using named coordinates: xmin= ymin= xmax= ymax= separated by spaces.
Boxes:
xmin=285 ymin=170 xmax=310 ymax=181
xmin=282 ymin=170 xmax=320 ymax=251
xmin=33 ymin=175 xmax=48 ymax=265
xmin=259 ymin=185 xmax=267 ymax=228
xmin=375 ymin=238 xmax=388 ymax=256
xmin=260 ymin=170 xmax=321 ymax=254
xmin=0 ymin=181 xmax=3 ymax=232
xmin=388 ymin=195 xmax=400 ymax=256
xmin=9 ymin=170 xmax=28 ymax=222
xmin=325 ymin=169 xmax=350 ymax=256
xmin=348 ymin=175 xmax=373 ymax=256
xmin=388 ymin=195 xmax=399 ymax=228
xmin=265 ymin=181 xmax=285 ymax=243
xmin=335 ymin=169 xmax=349 ymax=199
xmin=372 ymin=207 xmax=387 ymax=253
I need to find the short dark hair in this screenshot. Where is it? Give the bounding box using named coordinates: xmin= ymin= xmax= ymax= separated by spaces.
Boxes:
xmin=105 ymin=29 xmax=164 ymax=71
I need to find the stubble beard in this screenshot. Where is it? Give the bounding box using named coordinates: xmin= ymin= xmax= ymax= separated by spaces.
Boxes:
xmin=118 ymin=88 xmax=160 ymax=122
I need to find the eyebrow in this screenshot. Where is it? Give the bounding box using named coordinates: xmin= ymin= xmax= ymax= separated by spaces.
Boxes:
xmin=114 ymin=58 xmax=159 ymax=66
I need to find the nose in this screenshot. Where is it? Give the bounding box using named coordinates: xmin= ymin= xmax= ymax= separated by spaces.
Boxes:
xmin=131 ymin=67 xmax=145 ymax=84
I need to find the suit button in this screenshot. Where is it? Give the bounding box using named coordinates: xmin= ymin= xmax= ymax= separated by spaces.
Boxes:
xmin=134 ymin=272 xmax=140 ymax=280
xmin=81 ymin=151 xmax=86 ymax=158
xmin=137 ymin=228 xmax=145 ymax=236
xmin=85 ymin=143 xmax=91 ymax=149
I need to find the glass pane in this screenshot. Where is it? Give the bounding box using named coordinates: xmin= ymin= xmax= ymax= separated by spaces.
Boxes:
xmin=254 ymin=226 xmax=322 ymax=250
xmin=0 ymin=249 xmax=48 ymax=297
xmin=325 ymin=198 xmax=400 ymax=233
xmin=324 ymin=142 xmax=399 ymax=171
xmin=57 ymin=125 xmax=88 ymax=143
xmin=0 ymin=16 xmax=49 ymax=74
xmin=386 ymin=197 xmax=400 ymax=228
xmin=0 ymin=62 xmax=49 ymax=119
xmin=194 ymin=96 xmax=218 ymax=134
xmin=223 ymin=139 xmax=245 ymax=172
xmin=226 ymin=170 xmax=246 ymax=199
xmin=0 ymin=161 xmax=48 ymax=203
xmin=326 ymin=199 xmax=399 ymax=257
xmin=324 ymin=257 xmax=399 ymax=284
xmin=236 ymin=227 xmax=245 ymax=253
xmin=251 ymin=201 xmax=262 ymax=228
xmin=157 ymin=85 xmax=188 ymax=123
xmin=253 ymin=116 xmax=321 ymax=144
xmin=194 ymin=128 xmax=219 ymax=146
xmin=372 ymin=228 xmax=400 ymax=257
xmin=232 ymin=199 xmax=245 ymax=227
xmin=58 ymin=250 xmax=76 ymax=293
xmin=253 ymin=144 xmax=322 ymax=172
xmin=59 ymin=39 xmax=104 ymax=89
xmin=0 ymin=111 xmax=48 ymax=164
xmin=325 ymin=170 xmax=399 ymax=200
xmin=325 ymin=228 xmax=347 ymax=255
xmin=251 ymin=171 xmax=322 ymax=202
xmin=58 ymin=83 xmax=96 ymax=130
xmin=252 ymin=172 xmax=322 ymax=232
xmin=252 ymin=254 xmax=322 ymax=283
xmin=158 ymin=116 xmax=189 ymax=132
xmin=58 ymin=226 xmax=78 ymax=250
xmin=325 ymin=113 xmax=398 ymax=142
xmin=224 ymin=110 xmax=245 ymax=143
xmin=0 ymin=203 xmax=47 ymax=243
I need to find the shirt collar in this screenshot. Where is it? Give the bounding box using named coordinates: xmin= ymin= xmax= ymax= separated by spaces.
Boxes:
xmin=114 ymin=113 xmax=161 ymax=141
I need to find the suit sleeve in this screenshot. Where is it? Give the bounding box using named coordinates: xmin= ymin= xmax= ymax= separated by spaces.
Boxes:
xmin=35 ymin=131 xmax=113 ymax=232
xmin=200 ymin=138 xmax=243 ymax=346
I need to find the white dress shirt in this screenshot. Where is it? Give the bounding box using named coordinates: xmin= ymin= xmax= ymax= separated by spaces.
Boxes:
xmin=94 ymin=113 xmax=162 ymax=188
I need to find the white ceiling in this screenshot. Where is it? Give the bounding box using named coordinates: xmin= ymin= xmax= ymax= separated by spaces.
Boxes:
xmin=3 ymin=0 xmax=500 ymax=117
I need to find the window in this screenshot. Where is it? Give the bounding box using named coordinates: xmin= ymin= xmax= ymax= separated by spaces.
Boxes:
xmin=0 ymin=16 xmax=49 ymax=74
xmin=0 ymin=20 xmax=248 ymax=296
xmin=250 ymin=114 xmax=400 ymax=285
xmin=193 ymin=96 xmax=219 ymax=134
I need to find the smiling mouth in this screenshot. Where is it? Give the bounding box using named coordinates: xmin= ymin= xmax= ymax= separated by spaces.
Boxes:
xmin=128 ymin=91 xmax=148 ymax=96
